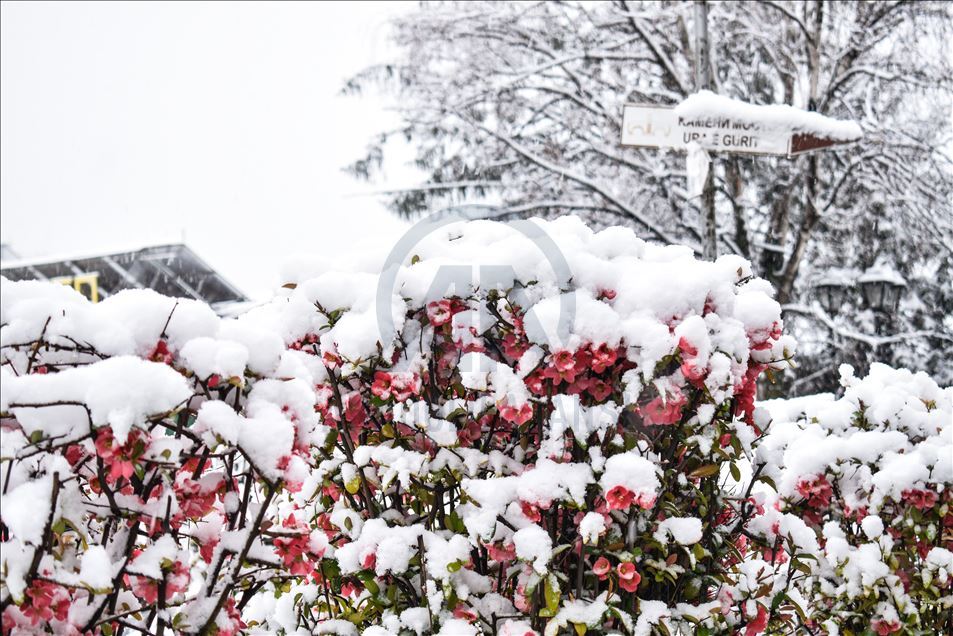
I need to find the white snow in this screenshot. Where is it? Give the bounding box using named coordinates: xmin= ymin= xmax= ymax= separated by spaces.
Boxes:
xmin=676 ymin=90 xmax=863 ymax=141
xmin=512 ymin=524 xmax=553 ymax=574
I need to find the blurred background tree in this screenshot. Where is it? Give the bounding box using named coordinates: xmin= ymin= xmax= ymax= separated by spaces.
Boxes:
xmin=345 ymin=0 xmax=953 ymax=394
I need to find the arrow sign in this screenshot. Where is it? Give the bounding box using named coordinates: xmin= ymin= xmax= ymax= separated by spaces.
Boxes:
xmin=621 ymin=103 xmax=858 ymax=157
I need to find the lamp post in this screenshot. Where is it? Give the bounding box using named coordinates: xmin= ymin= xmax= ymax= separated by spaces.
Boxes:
xmin=857 ymin=265 xmax=907 ymax=315
xmin=813 ymin=269 xmax=853 ymax=315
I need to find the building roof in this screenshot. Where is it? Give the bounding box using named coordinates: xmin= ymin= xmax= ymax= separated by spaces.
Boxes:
xmin=0 ymin=244 xmax=248 ymax=311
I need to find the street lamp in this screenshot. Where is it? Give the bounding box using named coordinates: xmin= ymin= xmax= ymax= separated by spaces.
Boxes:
xmin=813 ymin=269 xmax=853 ymax=315
xmin=857 ymin=265 xmax=906 ymax=313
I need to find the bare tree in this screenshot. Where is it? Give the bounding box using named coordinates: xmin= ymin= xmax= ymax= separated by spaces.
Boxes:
xmin=346 ymin=0 xmax=953 ymax=393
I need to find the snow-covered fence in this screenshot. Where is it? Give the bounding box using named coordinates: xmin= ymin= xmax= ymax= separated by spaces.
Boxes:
xmin=0 ymin=217 xmax=947 ymax=635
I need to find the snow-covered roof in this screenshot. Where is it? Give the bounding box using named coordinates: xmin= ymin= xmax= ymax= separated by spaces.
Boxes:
xmin=814 ymin=268 xmax=858 ymax=288
xmin=858 ymin=264 xmax=907 ymax=286
xmin=0 ymin=243 xmax=248 ymax=310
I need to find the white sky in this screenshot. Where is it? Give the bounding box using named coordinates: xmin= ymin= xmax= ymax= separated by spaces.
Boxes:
xmin=1 ymin=1 xmax=417 ymax=299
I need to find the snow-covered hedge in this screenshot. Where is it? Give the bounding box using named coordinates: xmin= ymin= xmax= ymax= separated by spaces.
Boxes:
xmin=0 ymin=217 xmax=946 ymax=635
xmin=757 ymin=364 xmax=952 ymax=634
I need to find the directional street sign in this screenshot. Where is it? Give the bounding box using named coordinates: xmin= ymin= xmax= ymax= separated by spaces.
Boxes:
xmin=621 ymin=104 xmax=854 ymax=157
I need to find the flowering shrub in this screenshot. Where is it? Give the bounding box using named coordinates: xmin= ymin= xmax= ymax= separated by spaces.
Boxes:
xmin=0 ymin=217 xmax=946 ymax=635
xmin=756 ymin=364 xmax=952 ymax=634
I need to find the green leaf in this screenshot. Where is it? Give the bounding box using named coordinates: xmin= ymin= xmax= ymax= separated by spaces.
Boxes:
xmin=689 ymin=464 xmax=720 ymax=478
xmin=729 ymin=462 xmax=741 ymax=482
xmin=345 ymin=476 xmax=362 ymax=495
xmin=573 ymin=623 xmax=587 ymax=635
xmin=357 ymin=571 xmax=380 ymax=595
xmin=544 ymin=573 xmax=561 ymax=615
xmin=757 ymin=474 xmax=778 ymax=491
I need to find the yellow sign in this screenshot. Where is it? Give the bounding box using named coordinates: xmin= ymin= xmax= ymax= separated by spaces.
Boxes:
xmin=54 ymin=273 xmax=100 ymax=303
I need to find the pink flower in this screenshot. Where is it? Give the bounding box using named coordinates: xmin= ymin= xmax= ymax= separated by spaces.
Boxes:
xmin=734 ymin=364 xmax=764 ymax=428
xmin=520 ymin=501 xmax=542 ymax=523
xmin=592 ymin=556 xmax=611 ymax=579
xmin=174 ymin=475 xmax=219 ymax=520
xmin=486 ymin=542 xmax=516 ymax=563
xmin=344 ymin=392 xmax=366 ymax=426
xmin=20 ymin=581 xmax=70 ymax=625
xmin=640 ymin=390 xmax=686 ymax=426
xmin=391 ymin=373 xmax=420 ymax=402
xmin=590 ymin=343 xmax=618 ymax=373
xmin=502 ymin=333 xmax=529 ymax=359
xmin=605 ymin=485 xmax=635 ymax=511
xmin=616 ymin=562 xmax=641 ymax=592
xmin=127 ymin=558 xmax=190 ymax=605
xmin=902 ymin=488 xmax=938 ymax=511
xmin=500 ymin=401 xmax=533 ymax=425
xmin=361 ymin=550 xmax=377 ymax=570
xmin=94 ymin=427 xmax=146 ymax=485
xmin=514 ymin=585 xmax=531 ymax=612
xmin=543 ymin=350 xmax=580 ymax=384
xmin=453 ymin=605 xmax=478 ymax=622
xmin=427 ymin=299 xmax=453 ymax=326
xmin=371 ymin=371 xmax=392 ymax=399
xmin=588 ymin=378 xmax=613 ymax=402
xmin=551 ymin=349 xmax=576 ymax=372
xmin=680 ymin=358 xmax=707 ymax=385
xmin=217 ymin=598 xmax=247 ymax=636
xmin=871 ymin=619 xmax=901 ymax=635
xmin=796 ymin=475 xmax=833 ymax=509
xmin=341 ymin=581 xmax=362 ymax=597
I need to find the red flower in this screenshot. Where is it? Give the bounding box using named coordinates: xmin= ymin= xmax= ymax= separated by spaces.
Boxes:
xmin=605 ymin=485 xmax=635 ymax=511
xmin=371 ymin=371 xmax=392 ymax=400
xmin=500 ymin=401 xmax=533 ymax=425
xmin=592 ymin=556 xmax=611 ymax=579
xmin=149 ymin=339 xmax=174 ymax=364
xmin=427 ymin=299 xmax=453 ymax=326
xmin=94 ymin=427 xmax=147 ymax=484
xmin=617 ymin=562 xmax=641 ymax=592
xmin=502 ymin=332 xmax=529 ymax=359
xmin=543 ymin=350 xmax=579 ymax=384
xmin=361 ymin=550 xmax=377 ymax=570
xmin=20 ymin=581 xmax=70 ymax=625
xmin=453 ymin=605 xmax=478 ymax=622
xmin=901 ymin=488 xmax=938 ymax=511
xmin=486 ymin=542 xmax=516 ymax=563
xmin=796 ymin=475 xmax=833 ymax=509
xmin=640 ymin=391 xmax=686 ymax=426
xmin=127 ymin=558 xmax=190 ymax=605
xmin=744 ymin=604 xmax=768 ymax=636
xmin=588 ymin=378 xmax=613 ymax=402
xmin=520 ymin=501 xmax=542 ymax=523
xmin=552 ymin=349 xmax=575 ymax=372
xmin=590 ymin=343 xmax=618 ymax=373
xmin=734 ymin=364 xmax=765 ymax=427
xmin=525 ymin=373 xmax=547 ymax=395
xmin=344 ymin=393 xmax=366 ymax=426
xmin=871 ymin=619 xmax=901 ymax=635
xmin=391 ymin=373 xmax=421 ymax=402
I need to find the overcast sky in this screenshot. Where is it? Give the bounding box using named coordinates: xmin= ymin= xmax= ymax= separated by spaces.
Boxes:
xmin=1 ymin=1 xmax=417 ymax=298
